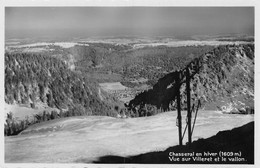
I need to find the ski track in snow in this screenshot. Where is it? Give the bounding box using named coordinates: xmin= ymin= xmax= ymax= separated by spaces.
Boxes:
xmin=5 ymin=111 xmax=254 ymax=163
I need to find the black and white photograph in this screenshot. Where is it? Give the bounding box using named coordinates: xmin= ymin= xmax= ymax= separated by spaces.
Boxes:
xmin=1 ymin=0 xmax=258 ymax=167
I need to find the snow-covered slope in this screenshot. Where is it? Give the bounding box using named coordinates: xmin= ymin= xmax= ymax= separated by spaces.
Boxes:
xmin=5 ymin=111 xmax=253 ymax=163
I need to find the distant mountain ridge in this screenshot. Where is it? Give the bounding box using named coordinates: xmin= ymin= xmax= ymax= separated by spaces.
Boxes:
xmin=127 ymin=44 xmax=254 ymax=115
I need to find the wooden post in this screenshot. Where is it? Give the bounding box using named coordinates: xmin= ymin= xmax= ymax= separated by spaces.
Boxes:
xmin=176 ymin=71 xmax=182 ymax=146
xmin=186 ymin=67 xmax=192 ymax=144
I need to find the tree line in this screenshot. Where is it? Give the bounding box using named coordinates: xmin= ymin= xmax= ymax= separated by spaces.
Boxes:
xmin=5 ymin=52 xmax=120 ymax=136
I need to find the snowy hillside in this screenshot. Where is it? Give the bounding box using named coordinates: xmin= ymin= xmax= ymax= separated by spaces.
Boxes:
xmin=5 ymin=111 xmax=253 ymax=163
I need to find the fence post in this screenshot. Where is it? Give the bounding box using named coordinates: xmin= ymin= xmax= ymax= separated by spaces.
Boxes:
xmin=186 ymin=67 xmax=192 ymax=144
xmin=176 ymin=71 xmax=182 ymax=146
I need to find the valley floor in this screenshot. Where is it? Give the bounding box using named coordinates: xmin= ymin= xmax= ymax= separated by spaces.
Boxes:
xmin=5 ymin=110 xmax=254 ymax=163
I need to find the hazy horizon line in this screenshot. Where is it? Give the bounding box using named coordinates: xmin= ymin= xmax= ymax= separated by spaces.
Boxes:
xmin=6 ymin=7 xmax=254 ymax=40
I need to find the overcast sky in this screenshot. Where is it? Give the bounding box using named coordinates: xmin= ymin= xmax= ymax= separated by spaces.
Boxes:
xmin=5 ymin=7 xmax=254 ymax=39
